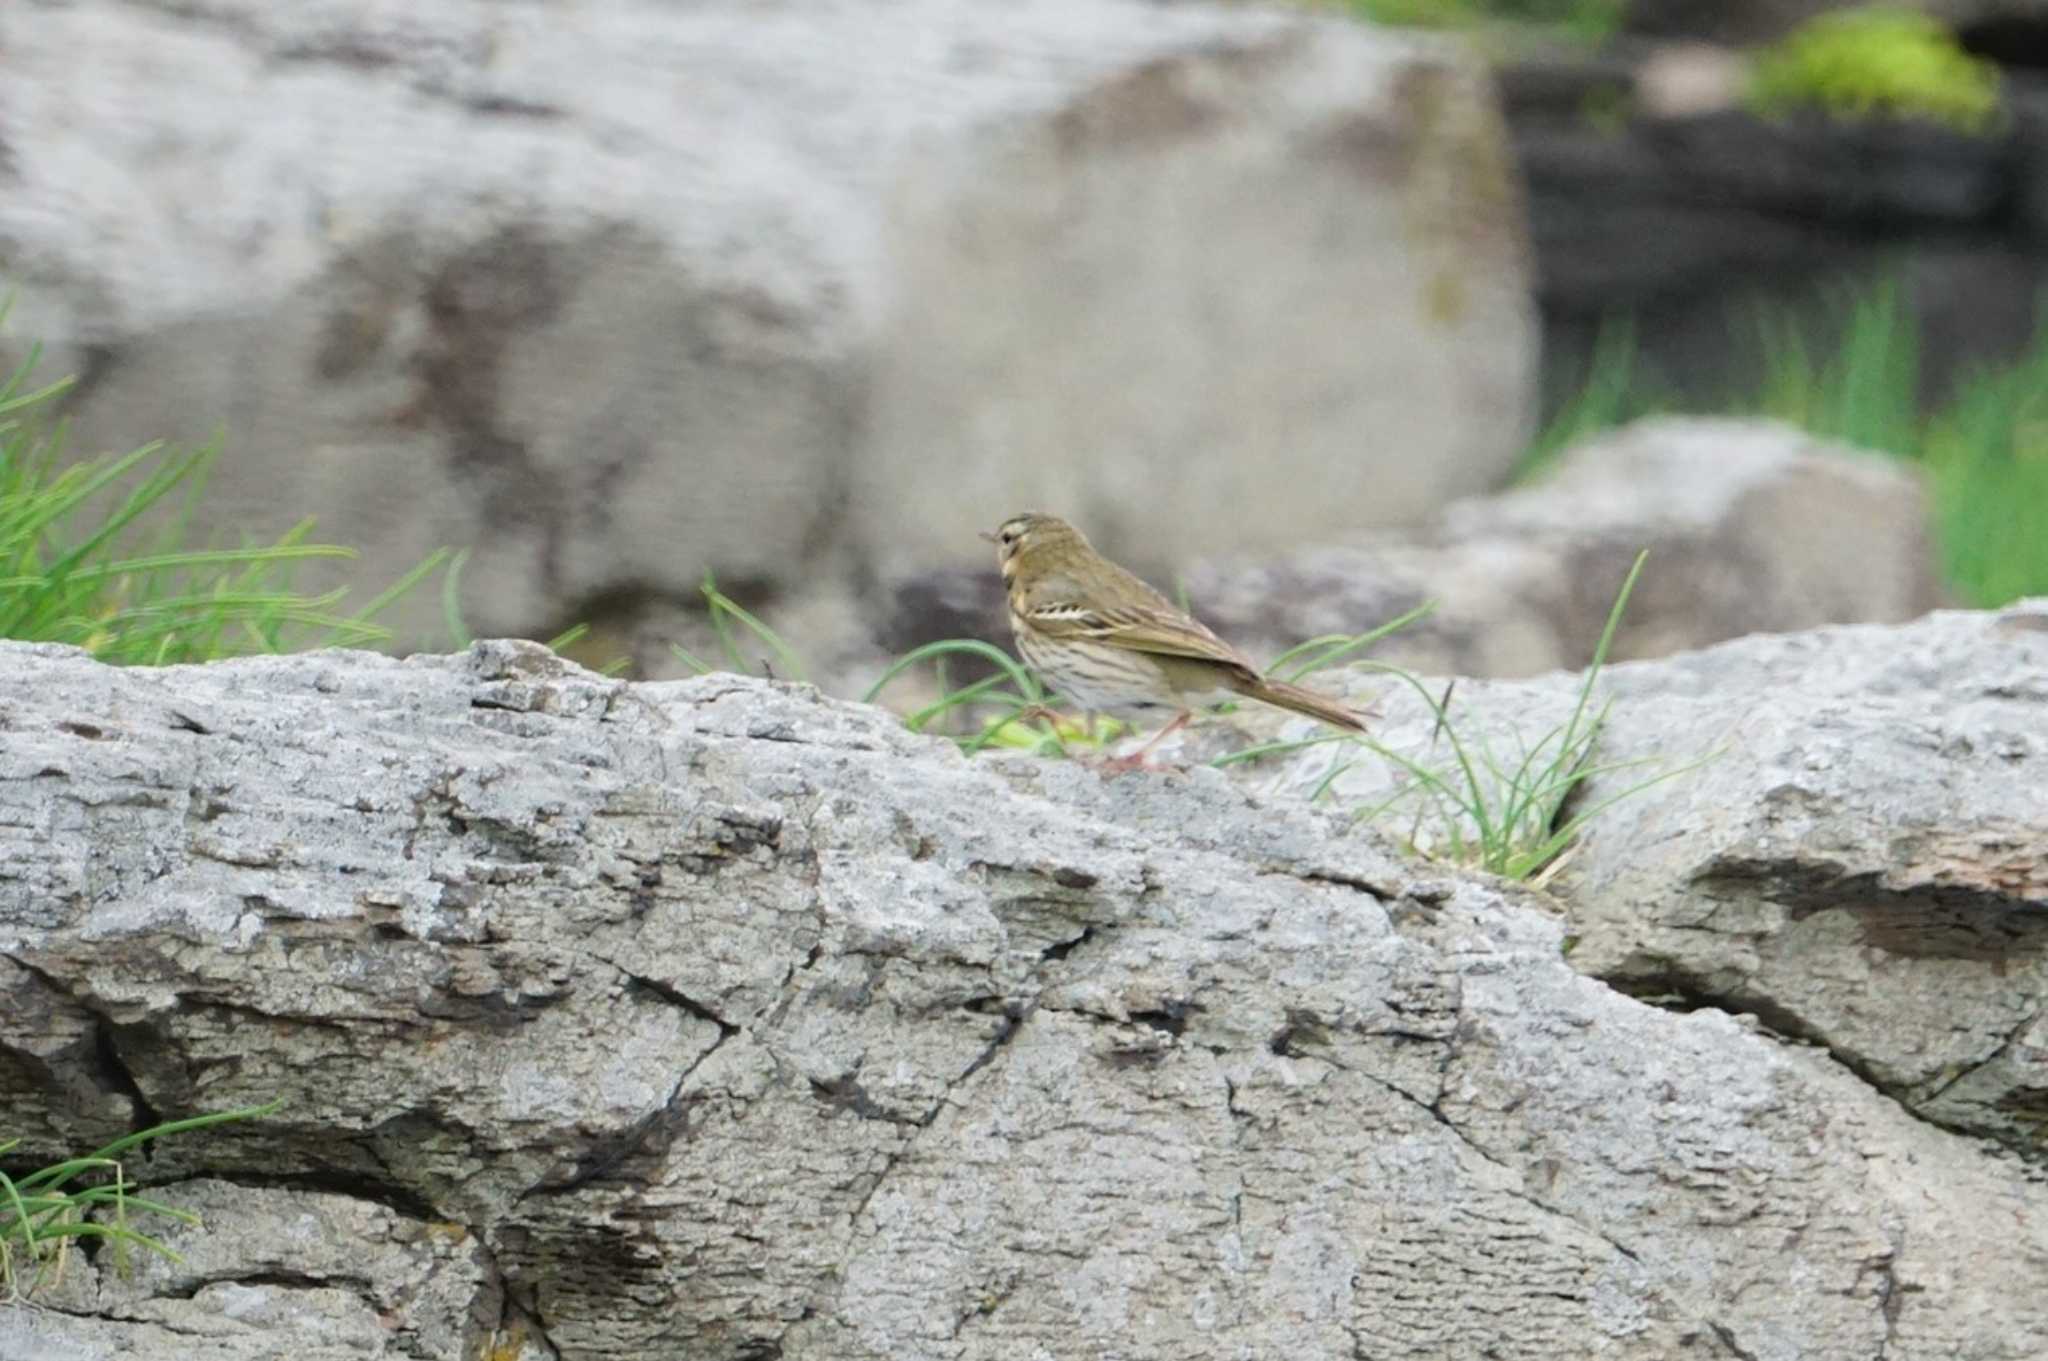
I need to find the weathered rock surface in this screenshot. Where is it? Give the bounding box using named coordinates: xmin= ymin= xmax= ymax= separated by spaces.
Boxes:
xmin=881 ymin=416 xmax=1943 ymax=689
xmin=1239 ymin=600 xmax=2048 ymax=1164
xmin=0 ymin=0 xmax=1533 ymax=650
xmin=3 ymin=636 xmax=2047 ymax=1359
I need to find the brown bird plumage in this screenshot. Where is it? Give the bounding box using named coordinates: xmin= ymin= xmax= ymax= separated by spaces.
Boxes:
xmin=988 ymin=512 xmax=1366 ymax=763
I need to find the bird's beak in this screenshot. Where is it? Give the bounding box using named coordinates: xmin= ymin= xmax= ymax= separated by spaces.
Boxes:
xmin=977 ymin=530 xmax=999 ymax=544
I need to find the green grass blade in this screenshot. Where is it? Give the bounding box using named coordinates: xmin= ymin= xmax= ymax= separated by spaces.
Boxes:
xmin=863 ymin=639 xmax=1043 ymax=708
xmin=1552 ymin=550 xmax=1644 ymax=771
xmin=1208 ymin=732 xmax=1356 ymax=769
xmin=441 ymin=548 xmax=474 ymax=648
xmin=701 ymin=574 xmax=807 ymax=683
xmin=671 ymin=642 xmax=716 ymax=676
xmin=544 ymin=621 xmax=590 ymax=653
xmin=317 ymin=546 xmax=452 ymax=647
xmin=16 ymin=1100 xmax=282 ymax=1195
xmin=1267 ymin=600 xmax=1438 ymax=682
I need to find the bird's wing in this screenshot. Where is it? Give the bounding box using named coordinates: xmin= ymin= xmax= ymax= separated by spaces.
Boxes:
xmin=1021 ymin=599 xmax=1255 ymax=671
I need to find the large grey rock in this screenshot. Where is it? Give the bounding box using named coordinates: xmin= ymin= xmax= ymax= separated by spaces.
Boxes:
xmin=1237 ymin=601 xmax=2048 ymax=1162
xmin=3 ymin=638 xmax=2046 ymax=1359
xmin=880 ymin=417 xmax=1942 ymax=692
xmin=0 ymin=0 xmax=1534 ymax=652
xmin=1561 ymin=602 xmax=2048 ymax=1158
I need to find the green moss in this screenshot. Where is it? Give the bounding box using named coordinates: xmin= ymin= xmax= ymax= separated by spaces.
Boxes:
xmin=1746 ymin=8 xmax=2001 ymax=132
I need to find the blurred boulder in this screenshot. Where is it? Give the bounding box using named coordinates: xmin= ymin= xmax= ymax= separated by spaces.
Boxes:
xmin=880 ymin=417 xmax=1943 ymax=691
xmin=0 ymin=0 xmax=1535 ymax=649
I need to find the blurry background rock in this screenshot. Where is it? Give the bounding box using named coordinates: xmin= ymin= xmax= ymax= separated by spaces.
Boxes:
xmin=0 ymin=0 xmax=1534 ymax=668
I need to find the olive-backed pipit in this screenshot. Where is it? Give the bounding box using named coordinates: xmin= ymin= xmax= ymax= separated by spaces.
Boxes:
xmin=986 ymin=512 xmax=1367 ymax=767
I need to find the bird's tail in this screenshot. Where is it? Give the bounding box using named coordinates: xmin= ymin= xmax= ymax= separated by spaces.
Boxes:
xmin=1237 ymin=676 xmax=1370 ymax=733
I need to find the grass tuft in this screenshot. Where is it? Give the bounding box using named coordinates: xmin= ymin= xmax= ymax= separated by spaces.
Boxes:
xmin=0 ymin=341 xmax=447 ymax=663
xmin=1 ymin=1101 xmax=282 ymax=1301
xmin=1224 ymin=552 xmax=1708 ymax=882
xmin=1748 ymin=276 xmax=1920 ymax=454
xmin=1346 ymin=552 xmax=1712 ymax=881
xmin=1923 ymin=341 xmax=2048 ymax=607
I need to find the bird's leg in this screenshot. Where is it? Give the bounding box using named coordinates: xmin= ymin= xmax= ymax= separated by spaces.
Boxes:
xmin=1009 ymin=704 xmax=1091 ymax=755
xmin=1100 ymin=710 xmax=1193 ymax=774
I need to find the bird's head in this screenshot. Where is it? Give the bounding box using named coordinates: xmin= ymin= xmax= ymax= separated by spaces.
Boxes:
xmin=984 ymin=512 xmax=1085 ymax=585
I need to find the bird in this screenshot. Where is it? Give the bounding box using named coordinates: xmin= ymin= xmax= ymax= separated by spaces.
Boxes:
xmin=984 ymin=512 xmax=1368 ymax=769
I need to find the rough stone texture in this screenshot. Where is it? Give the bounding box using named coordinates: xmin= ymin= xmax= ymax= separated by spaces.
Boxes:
xmin=0 ymin=0 xmax=1534 ymax=650
xmin=881 ymin=416 xmax=1944 ymax=688
xmin=3 ymin=638 xmax=2048 ymax=1359
xmin=1239 ymin=601 xmax=2048 ymax=1165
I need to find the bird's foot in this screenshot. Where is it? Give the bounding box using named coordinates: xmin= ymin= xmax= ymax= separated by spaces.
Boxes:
xmin=1093 ymin=711 xmax=1195 ymax=775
